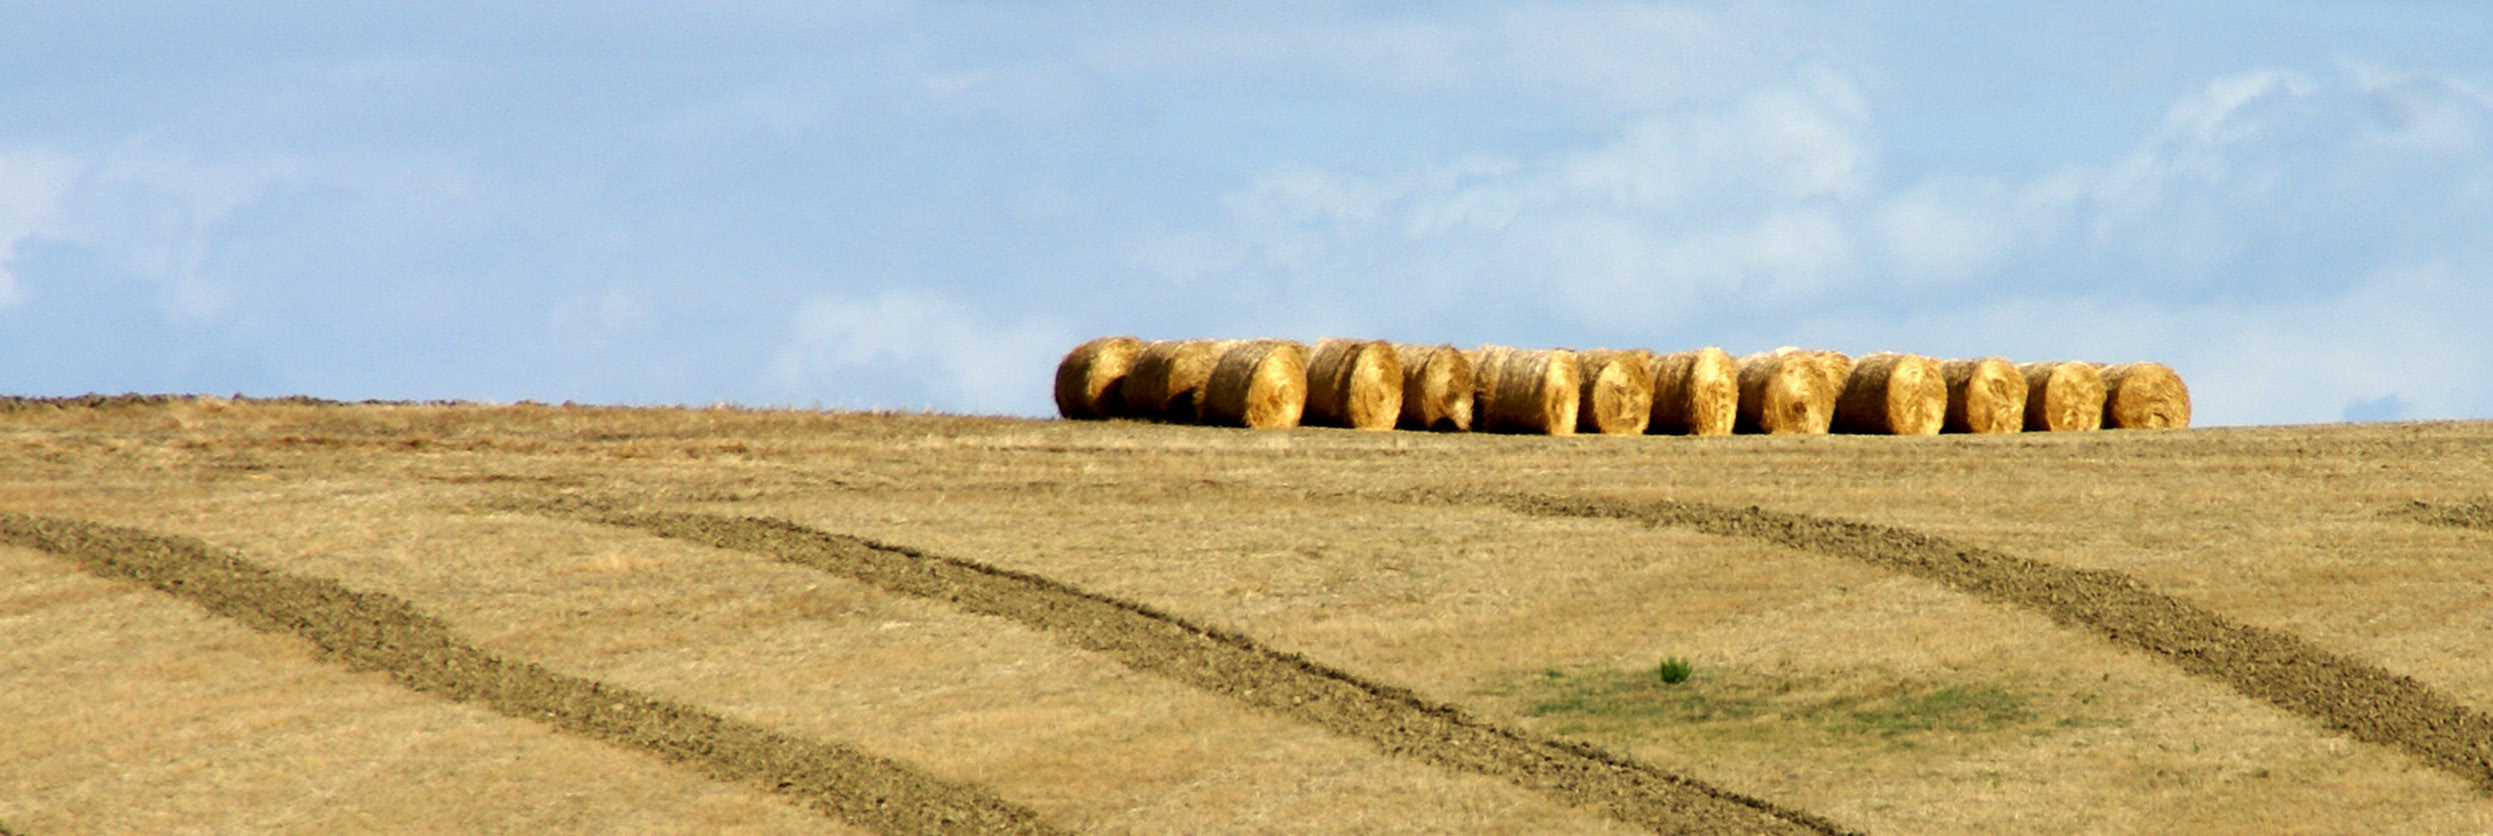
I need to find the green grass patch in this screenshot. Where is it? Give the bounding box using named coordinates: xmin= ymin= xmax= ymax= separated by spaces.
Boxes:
xmin=1486 ymin=662 xmax=2116 ymax=751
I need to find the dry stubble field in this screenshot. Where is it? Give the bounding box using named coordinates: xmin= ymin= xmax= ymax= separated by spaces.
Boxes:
xmin=2 ymin=397 xmax=2490 ymax=835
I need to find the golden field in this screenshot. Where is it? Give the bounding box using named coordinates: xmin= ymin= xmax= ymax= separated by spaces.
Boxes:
xmin=2 ymin=397 xmax=2489 ymax=835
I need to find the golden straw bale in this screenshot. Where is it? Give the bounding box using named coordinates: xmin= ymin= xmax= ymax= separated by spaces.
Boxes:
xmin=1834 ymin=352 xmax=1946 ymax=435
xmin=2099 ymin=362 xmax=2192 ymax=429
xmin=1052 ymin=336 xmax=1143 ymax=420
xmin=1939 ymin=357 xmax=2028 ymax=434
xmin=1304 ymin=338 xmax=1405 ymax=431
xmin=1119 ymin=339 xmax=1235 ymax=423
xmin=1735 ymin=348 xmax=1848 ymax=435
xmin=1574 ymin=349 xmax=1656 ymax=435
xmin=2017 ymin=361 xmax=2105 ymax=432
xmin=1392 ymin=343 xmax=1474 ymax=432
xmin=1199 ymin=340 xmax=1310 ymax=429
xmin=1648 ymin=347 xmax=1737 ymax=436
xmin=1468 ymin=345 xmax=1580 ymax=435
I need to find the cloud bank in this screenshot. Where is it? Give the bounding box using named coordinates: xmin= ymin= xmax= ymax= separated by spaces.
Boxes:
xmin=2 ymin=4 xmax=2488 ymax=424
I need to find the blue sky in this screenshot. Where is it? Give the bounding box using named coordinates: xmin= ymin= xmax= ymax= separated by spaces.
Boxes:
xmin=4 ymin=2 xmax=2489 ymax=425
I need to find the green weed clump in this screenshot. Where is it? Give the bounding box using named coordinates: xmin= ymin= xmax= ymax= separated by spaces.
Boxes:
xmin=1656 ymin=656 xmax=1694 ymax=685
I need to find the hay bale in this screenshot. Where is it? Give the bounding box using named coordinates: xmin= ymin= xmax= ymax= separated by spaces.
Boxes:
xmin=2099 ymin=362 xmax=2192 ymax=429
xmin=1574 ymin=349 xmax=1656 ymax=435
xmin=1392 ymin=343 xmax=1474 ymax=432
xmin=2017 ymin=361 xmax=2105 ymax=432
xmin=1648 ymin=347 xmax=1737 ymax=436
xmin=1939 ymin=357 xmax=2028 ymax=434
xmin=1199 ymin=340 xmax=1309 ymax=429
xmin=1834 ymin=352 xmax=1946 ymax=435
xmin=1304 ymin=338 xmax=1405 ymax=431
xmin=1052 ymin=336 xmax=1142 ymax=420
xmin=1735 ymin=348 xmax=1848 ymax=435
xmin=1119 ymin=339 xmax=1235 ymax=423
xmin=1468 ymin=345 xmax=1579 ymax=435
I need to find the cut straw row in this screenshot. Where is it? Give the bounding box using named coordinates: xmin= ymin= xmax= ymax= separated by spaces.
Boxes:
xmin=1055 ymin=338 xmax=2190 ymax=435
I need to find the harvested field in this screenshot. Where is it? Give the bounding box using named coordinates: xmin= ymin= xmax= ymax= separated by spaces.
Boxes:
xmin=1461 ymin=493 xmax=2493 ymax=790
xmin=576 ymin=509 xmax=1843 ymax=836
xmin=0 ymin=514 xmax=1059 ymax=836
xmin=4 ymin=398 xmax=2491 ymax=836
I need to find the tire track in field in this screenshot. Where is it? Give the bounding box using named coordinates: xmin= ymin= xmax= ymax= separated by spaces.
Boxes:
xmin=0 ymin=513 xmax=1065 ymax=836
xmin=587 ymin=509 xmax=1857 ymax=836
xmin=1462 ymin=492 xmax=2493 ymax=790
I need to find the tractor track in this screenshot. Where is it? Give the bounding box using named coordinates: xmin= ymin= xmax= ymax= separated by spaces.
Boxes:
xmin=584 ymin=508 xmax=1858 ymax=836
xmin=0 ymin=513 xmax=1065 ymax=836
xmin=1453 ymin=491 xmax=2493 ymax=791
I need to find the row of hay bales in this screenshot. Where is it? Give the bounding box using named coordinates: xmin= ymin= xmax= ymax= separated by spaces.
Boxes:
xmin=1054 ymin=337 xmax=2190 ymax=435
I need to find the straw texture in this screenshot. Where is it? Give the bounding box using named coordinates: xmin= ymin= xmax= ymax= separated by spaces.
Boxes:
xmin=1052 ymin=336 xmax=1142 ymax=420
xmin=1834 ymin=352 xmax=1946 ymax=435
xmin=1199 ymin=340 xmax=1310 ymax=429
xmin=1305 ymin=338 xmax=1405 ymax=431
xmin=2099 ymin=362 xmax=2192 ymax=429
xmin=1939 ymin=357 xmax=2027 ymax=434
xmin=1649 ymin=348 xmax=1737 ymax=436
xmin=1574 ymin=349 xmax=1656 ymax=435
xmin=2017 ymin=361 xmax=2106 ymax=432
xmin=1469 ymin=345 xmax=1580 ymax=435
xmin=1392 ymin=343 xmax=1474 ymax=432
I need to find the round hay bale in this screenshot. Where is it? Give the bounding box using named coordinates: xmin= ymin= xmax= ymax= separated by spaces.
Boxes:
xmin=1734 ymin=348 xmax=1848 ymax=435
xmin=1834 ymin=352 xmax=1945 ymax=435
xmin=2017 ymin=361 xmax=2105 ymax=432
xmin=1468 ymin=345 xmax=1579 ymax=435
xmin=1391 ymin=343 xmax=1474 ymax=432
xmin=1199 ymin=340 xmax=1309 ymax=429
xmin=1939 ymin=357 xmax=2028 ymax=434
xmin=1304 ymin=338 xmax=1405 ymax=431
xmin=1119 ymin=339 xmax=1235 ymax=423
xmin=1575 ymin=349 xmax=1656 ymax=435
xmin=1052 ymin=336 xmax=1143 ymax=420
xmin=2099 ymin=362 xmax=2191 ymax=429
xmin=1648 ymin=347 xmax=1737 ymax=436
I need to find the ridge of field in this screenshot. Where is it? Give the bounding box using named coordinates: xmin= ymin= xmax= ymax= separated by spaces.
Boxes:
xmin=4 ymin=399 xmax=2492 ymax=835
xmin=0 ymin=539 xmax=861 ymax=836
xmin=0 ymin=514 xmax=1058 ymax=836
xmin=1454 ymin=491 xmax=2493 ymax=788
xmin=567 ymin=506 xmax=1845 ymax=836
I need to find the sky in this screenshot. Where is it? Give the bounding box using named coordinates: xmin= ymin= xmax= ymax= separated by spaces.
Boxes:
xmin=3 ymin=2 xmax=2490 ymax=426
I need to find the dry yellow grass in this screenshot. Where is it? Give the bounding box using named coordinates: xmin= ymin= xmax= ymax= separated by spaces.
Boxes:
xmin=4 ymin=399 xmax=2491 ymax=836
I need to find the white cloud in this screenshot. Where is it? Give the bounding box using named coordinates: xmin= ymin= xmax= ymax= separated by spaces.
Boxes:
xmin=0 ymin=148 xmax=85 ymax=308
xmin=768 ymin=288 xmax=1071 ymax=414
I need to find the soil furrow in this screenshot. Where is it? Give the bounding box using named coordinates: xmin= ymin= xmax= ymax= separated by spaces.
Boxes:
xmin=0 ymin=513 xmax=1065 ymax=836
xmin=592 ymin=509 xmax=1857 ymax=836
xmin=1466 ymin=492 xmax=2493 ymax=790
